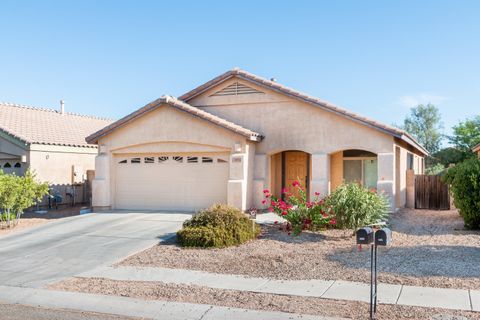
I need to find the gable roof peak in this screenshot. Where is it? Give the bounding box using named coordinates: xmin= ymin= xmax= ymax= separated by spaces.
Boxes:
xmin=86 ymin=95 xmax=263 ymax=144
xmin=179 ymin=68 xmax=428 ymax=156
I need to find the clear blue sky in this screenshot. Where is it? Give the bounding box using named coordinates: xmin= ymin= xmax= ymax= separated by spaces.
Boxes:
xmin=1 ymin=0 xmax=479 ymax=139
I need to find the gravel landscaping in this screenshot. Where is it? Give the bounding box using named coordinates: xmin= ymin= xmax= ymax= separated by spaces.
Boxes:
xmin=51 ymin=277 xmax=480 ymax=320
xmin=120 ymin=208 xmax=480 ymax=290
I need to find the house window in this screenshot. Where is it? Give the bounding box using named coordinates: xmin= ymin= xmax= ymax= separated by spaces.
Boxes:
xmin=118 ymin=159 xmax=127 ymax=164
xmin=144 ymin=157 xmax=155 ymax=164
xmin=187 ymin=156 xmax=198 ymax=163
xmin=217 ymin=158 xmax=228 ymax=163
xmin=343 ymin=159 xmax=378 ymax=189
xmin=202 ymin=157 xmax=213 ymax=163
xmin=4 ymin=163 xmax=11 ymax=168
xmin=158 ymin=156 xmax=169 ymax=163
xmin=131 ymin=158 xmax=141 ymax=164
xmin=173 ymin=156 xmax=183 ymax=163
xmin=407 ymin=153 xmax=414 ymax=170
xmin=14 ymin=162 xmax=21 ymax=168
xmin=342 ymin=150 xmax=378 ymax=190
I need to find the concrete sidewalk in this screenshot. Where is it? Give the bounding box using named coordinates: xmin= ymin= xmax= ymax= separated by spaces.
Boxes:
xmin=81 ymin=266 xmax=480 ymax=312
xmin=0 ymin=285 xmax=342 ymax=320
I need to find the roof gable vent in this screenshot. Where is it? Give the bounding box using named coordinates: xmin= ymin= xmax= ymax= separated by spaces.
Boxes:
xmin=210 ymin=82 xmax=264 ymax=97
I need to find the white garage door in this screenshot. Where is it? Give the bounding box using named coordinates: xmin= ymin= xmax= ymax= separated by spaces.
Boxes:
xmin=114 ymin=154 xmax=229 ymax=211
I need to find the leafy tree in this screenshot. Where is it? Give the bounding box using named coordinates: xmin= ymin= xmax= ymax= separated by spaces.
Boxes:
xmin=430 ymin=147 xmax=466 ymax=167
xmin=401 ymin=104 xmax=443 ymax=154
xmin=448 ymin=115 xmax=480 ymax=159
xmin=0 ymin=170 xmax=48 ymax=228
xmin=425 ymin=163 xmax=446 ymax=175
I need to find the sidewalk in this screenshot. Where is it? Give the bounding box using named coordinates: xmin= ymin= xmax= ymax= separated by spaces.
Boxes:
xmin=0 ymin=285 xmax=342 ymax=320
xmin=80 ymin=266 xmax=480 ymax=312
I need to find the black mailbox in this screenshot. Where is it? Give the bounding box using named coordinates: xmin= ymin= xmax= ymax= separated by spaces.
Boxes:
xmin=375 ymin=228 xmax=392 ymax=246
xmin=356 ymin=227 xmax=374 ymax=244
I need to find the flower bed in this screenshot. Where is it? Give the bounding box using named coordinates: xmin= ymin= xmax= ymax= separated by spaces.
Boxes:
xmin=262 ymin=182 xmax=335 ymax=235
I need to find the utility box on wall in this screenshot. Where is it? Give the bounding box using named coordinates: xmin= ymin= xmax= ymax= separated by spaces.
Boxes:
xmin=72 ymin=165 xmax=84 ymax=184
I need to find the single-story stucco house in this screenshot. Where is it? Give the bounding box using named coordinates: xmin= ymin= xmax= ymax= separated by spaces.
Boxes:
xmin=86 ymin=68 xmax=427 ymax=212
xmin=473 ymin=143 xmax=480 ymax=157
xmin=0 ymin=102 xmax=113 ymax=203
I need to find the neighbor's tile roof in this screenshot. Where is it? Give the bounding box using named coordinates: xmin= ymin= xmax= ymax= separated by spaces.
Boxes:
xmin=0 ymin=102 xmax=113 ymax=148
xmin=180 ymin=68 xmax=429 ymax=155
xmin=86 ymin=96 xmax=263 ymax=144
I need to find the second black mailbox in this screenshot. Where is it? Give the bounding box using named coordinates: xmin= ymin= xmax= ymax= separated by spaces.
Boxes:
xmin=375 ymin=228 xmax=392 ymax=246
xmin=356 ymin=227 xmax=374 ymax=244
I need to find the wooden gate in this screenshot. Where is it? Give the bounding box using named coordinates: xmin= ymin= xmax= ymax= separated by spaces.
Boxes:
xmin=415 ymin=175 xmax=450 ymax=210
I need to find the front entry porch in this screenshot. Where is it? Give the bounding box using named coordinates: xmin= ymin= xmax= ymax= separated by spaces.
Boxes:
xmin=270 ymin=150 xmax=310 ymax=199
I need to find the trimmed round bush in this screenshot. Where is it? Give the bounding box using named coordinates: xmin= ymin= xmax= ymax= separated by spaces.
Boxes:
xmin=326 ymin=182 xmax=390 ymax=232
xmin=177 ymin=204 xmax=261 ymax=248
xmin=443 ymin=158 xmax=480 ymax=229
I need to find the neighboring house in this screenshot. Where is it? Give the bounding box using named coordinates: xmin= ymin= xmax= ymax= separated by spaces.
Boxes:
xmin=87 ymin=68 xmax=427 ymax=212
xmin=473 ymin=143 xmax=480 ymax=157
xmin=0 ymin=102 xmax=113 ymax=203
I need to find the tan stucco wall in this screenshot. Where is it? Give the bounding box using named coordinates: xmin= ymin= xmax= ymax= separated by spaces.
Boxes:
xmin=330 ymin=151 xmax=343 ymax=191
xmin=93 ymin=104 xmax=250 ymax=210
xmin=93 ymin=77 xmax=425 ymax=212
xmin=189 ymin=78 xmax=401 ymax=210
xmin=28 ymin=145 xmax=97 ymax=185
xmin=189 ymin=78 xmax=394 ymax=156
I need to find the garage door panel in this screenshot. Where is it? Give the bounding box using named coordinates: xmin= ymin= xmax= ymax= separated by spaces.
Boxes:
xmin=114 ymin=155 xmax=229 ymax=211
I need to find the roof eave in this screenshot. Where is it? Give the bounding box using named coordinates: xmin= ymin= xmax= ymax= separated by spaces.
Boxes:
xmin=400 ymin=134 xmax=429 ymax=156
xmin=86 ymin=96 xmax=263 ymax=144
xmin=180 ymin=69 xmax=428 ymax=156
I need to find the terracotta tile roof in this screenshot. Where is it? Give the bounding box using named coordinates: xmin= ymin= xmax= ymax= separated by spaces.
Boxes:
xmin=180 ymin=68 xmax=429 ymax=155
xmin=86 ymin=96 xmax=263 ymax=144
xmin=0 ymin=102 xmax=113 ymax=148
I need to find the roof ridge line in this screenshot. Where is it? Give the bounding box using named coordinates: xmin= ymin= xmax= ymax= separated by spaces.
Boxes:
xmin=0 ymin=101 xmax=113 ymax=121
xmin=178 ymin=68 xmax=427 ymax=155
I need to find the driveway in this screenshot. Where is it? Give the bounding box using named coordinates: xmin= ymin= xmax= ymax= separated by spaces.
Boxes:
xmin=0 ymin=211 xmax=191 ymax=288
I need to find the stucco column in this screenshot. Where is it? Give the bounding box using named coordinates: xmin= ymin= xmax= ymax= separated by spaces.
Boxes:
xmin=406 ymin=169 xmax=415 ymax=208
xmin=92 ymin=146 xmax=111 ymax=210
xmin=310 ymin=153 xmax=329 ymax=199
xmin=252 ymin=154 xmax=267 ymax=209
xmin=227 ymin=144 xmax=250 ymax=211
xmin=377 ymin=152 xmax=395 ymax=212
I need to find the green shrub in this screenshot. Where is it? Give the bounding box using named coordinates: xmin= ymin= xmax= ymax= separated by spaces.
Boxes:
xmin=177 ymin=204 xmax=261 ymax=248
xmin=326 ymin=183 xmax=390 ymax=232
xmin=443 ymin=158 xmax=480 ymax=229
xmin=425 ymin=163 xmax=446 ymax=175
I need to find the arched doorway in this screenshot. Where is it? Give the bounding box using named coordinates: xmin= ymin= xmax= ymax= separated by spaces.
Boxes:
xmin=270 ymin=150 xmax=310 ymax=198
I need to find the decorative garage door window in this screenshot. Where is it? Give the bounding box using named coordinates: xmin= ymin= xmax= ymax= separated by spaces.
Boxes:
xmin=118 ymin=156 xmax=229 ymax=164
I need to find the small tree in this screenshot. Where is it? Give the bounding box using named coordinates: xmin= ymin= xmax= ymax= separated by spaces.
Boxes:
xmin=0 ymin=170 xmax=48 ymax=228
xmin=448 ymin=115 xmax=480 ymax=161
xmin=401 ymin=104 xmax=443 ymax=154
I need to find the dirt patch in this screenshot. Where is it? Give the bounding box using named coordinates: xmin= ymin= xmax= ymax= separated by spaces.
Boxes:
xmin=120 ymin=208 xmax=480 ymax=290
xmin=51 ymin=277 xmax=480 ymax=320
xmin=0 ymin=303 xmax=143 ymax=320
xmin=0 ymin=206 xmax=83 ymax=238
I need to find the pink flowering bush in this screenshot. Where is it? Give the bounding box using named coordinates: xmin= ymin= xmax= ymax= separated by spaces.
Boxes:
xmin=262 ymin=181 xmax=335 ymax=235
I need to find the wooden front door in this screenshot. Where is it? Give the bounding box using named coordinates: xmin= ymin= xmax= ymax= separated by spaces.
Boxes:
xmin=284 ymin=151 xmax=308 ymax=197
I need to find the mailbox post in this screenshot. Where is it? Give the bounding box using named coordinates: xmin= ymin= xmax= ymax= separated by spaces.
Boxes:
xmin=356 ymin=227 xmax=392 ymax=320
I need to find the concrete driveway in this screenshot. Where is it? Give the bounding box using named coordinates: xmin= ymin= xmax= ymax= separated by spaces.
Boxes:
xmin=0 ymin=211 xmax=191 ymax=288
